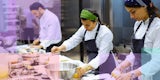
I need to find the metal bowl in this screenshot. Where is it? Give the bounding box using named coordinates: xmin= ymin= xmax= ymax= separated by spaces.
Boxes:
xmin=45 ymin=62 xmax=78 ymax=80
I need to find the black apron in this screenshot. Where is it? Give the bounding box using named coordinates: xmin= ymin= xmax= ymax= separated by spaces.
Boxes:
xmin=83 ymin=23 xmax=116 ymax=74
xmin=132 ymin=16 xmax=160 ymax=80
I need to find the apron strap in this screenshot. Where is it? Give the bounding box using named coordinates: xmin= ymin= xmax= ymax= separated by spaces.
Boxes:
xmin=95 ymin=23 xmax=101 ymax=39
xmin=143 ymin=15 xmax=156 ymax=39
xmin=134 ymin=15 xmax=156 ymax=39
xmin=135 ymin=22 xmax=143 ymax=33
xmin=83 ymin=23 xmax=101 ymax=41
xmin=83 ymin=30 xmax=87 ymax=41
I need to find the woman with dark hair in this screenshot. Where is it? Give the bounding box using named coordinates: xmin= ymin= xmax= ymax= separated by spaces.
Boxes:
xmin=51 ymin=9 xmax=116 ymax=77
xmin=111 ymin=0 xmax=160 ymax=80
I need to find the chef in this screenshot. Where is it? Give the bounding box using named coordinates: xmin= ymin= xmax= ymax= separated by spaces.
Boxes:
xmin=29 ymin=2 xmax=62 ymax=52
xmin=111 ymin=0 xmax=160 ymax=80
xmin=51 ymin=9 xmax=116 ymax=77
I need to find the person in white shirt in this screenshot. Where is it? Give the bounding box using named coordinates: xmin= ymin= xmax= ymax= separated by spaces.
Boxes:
xmin=51 ymin=9 xmax=115 ymax=77
xmin=29 ymin=2 xmax=62 ymax=52
xmin=111 ymin=0 xmax=160 ymax=80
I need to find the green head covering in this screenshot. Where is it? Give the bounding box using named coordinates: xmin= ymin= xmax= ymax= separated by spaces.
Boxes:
xmin=80 ymin=9 xmax=97 ymax=21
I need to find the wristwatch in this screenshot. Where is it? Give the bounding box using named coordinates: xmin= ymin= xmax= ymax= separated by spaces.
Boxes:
xmin=130 ymin=71 xmax=136 ymax=79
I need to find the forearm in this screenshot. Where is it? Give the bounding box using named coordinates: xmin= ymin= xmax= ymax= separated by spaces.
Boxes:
xmin=59 ymin=45 xmax=67 ymax=51
xmin=88 ymin=53 xmax=109 ymax=69
xmin=118 ymin=52 xmax=135 ymax=71
xmin=118 ymin=60 xmax=131 ymax=71
xmin=83 ymin=64 xmax=94 ymax=72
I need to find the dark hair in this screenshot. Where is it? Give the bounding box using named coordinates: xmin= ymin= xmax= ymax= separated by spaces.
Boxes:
xmin=124 ymin=0 xmax=160 ymax=18
xmin=81 ymin=9 xmax=102 ymax=24
xmin=30 ymin=2 xmax=45 ymax=11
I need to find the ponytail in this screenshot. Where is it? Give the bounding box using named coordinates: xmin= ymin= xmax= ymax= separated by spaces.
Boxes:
xmin=151 ymin=4 xmax=160 ymax=18
xmin=92 ymin=13 xmax=102 ymax=24
xmin=146 ymin=3 xmax=159 ymax=18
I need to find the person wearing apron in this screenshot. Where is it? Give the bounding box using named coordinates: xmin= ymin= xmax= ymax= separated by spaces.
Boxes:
xmin=51 ymin=9 xmax=115 ymax=77
xmin=83 ymin=23 xmax=116 ymax=74
xmin=111 ymin=0 xmax=160 ymax=80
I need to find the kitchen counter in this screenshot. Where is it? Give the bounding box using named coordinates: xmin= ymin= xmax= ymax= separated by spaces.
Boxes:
xmin=0 ymin=53 xmax=84 ymax=80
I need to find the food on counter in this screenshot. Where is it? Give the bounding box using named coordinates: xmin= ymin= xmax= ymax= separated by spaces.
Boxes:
xmin=21 ymin=69 xmax=28 ymax=75
xmin=18 ymin=46 xmax=45 ymax=54
xmin=6 ymin=53 xmax=84 ymax=80
xmin=41 ymin=74 xmax=50 ymax=79
xmin=22 ymin=53 xmax=39 ymax=66
xmin=33 ymin=72 xmax=42 ymax=76
xmin=0 ymin=68 xmax=9 ymax=79
xmin=26 ymin=65 xmax=34 ymax=70
xmin=10 ymin=60 xmax=18 ymax=64
xmin=72 ymin=73 xmax=80 ymax=78
xmin=8 ymin=76 xmax=38 ymax=80
xmin=9 ymin=67 xmax=36 ymax=78
xmin=9 ymin=63 xmax=36 ymax=78
xmin=9 ymin=69 xmax=19 ymax=77
xmin=22 ymin=53 xmax=39 ymax=58
xmin=10 ymin=62 xmax=24 ymax=69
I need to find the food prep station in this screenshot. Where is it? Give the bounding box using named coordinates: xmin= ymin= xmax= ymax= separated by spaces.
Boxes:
xmin=0 ymin=45 xmax=115 ymax=80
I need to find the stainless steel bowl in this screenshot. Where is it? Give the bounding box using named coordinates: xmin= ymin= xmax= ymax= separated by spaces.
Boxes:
xmin=45 ymin=62 xmax=78 ymax=80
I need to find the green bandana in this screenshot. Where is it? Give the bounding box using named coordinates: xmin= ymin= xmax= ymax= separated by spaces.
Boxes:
xmin=80 ymin=9 xmax=97 ymax=21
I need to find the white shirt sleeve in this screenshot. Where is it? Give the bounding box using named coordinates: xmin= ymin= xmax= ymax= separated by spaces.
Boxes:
xmin=124 ymin=52 xmax=135 ymax=66
xmin=140 ymin=27 xmax=160 ymax=76
xmin=40 ymin=11 xmax=62 ymax=49
xmin=88 ymin=28 xmax=113 ymax=69
xmin=62 ymin=26 xmax=85 ymax=51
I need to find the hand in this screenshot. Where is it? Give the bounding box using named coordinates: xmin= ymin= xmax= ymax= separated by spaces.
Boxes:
xmin=111 ymin=68 xmax=121 ymax=79
xmin=32 ymin=39 xmax=40 ymax=45
xmin=51 ymin=45 xmax=66 ymax=54
xmin=115 ymin=72 xmax=132 ymax=80
xmin=51 ymin=46 xmax=61 ymax=53
xmin=75 ymin=64 xmax=93 ymax=78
